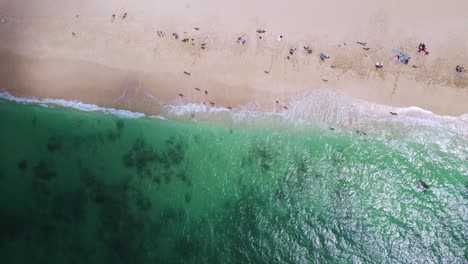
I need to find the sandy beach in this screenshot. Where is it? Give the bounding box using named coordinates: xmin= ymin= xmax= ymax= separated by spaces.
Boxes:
xmin=0 ymin=0 xmax=467 ymax=115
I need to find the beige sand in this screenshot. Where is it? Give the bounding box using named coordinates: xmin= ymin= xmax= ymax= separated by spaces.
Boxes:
xmin=0 ymin=0 xmax=467 ymax=115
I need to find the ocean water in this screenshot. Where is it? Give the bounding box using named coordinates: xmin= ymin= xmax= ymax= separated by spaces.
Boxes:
xmin=0 ymin=94 xmax=467 ymax=264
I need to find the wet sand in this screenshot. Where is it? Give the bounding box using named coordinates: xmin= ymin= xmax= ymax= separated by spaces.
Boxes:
xmin=0 ymin=0 xmax=467 ymax=115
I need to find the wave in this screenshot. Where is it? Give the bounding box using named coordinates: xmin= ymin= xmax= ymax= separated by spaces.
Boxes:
xmin=1 ymin=90 xmax=467 ymax=137
xmin=0 ymin=92 xmax=146 ymax=119
xmin=164 ymin=89 xmax=468 ymax=137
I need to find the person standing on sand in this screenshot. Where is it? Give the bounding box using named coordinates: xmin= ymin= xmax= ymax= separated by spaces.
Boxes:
xmin=320 ymin=52 xmax=330 ymax=61
xmin=455 ymin=65 xmax=465 ymax=77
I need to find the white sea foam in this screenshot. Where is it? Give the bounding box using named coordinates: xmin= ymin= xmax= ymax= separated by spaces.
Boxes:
xmin=163 ymin=88 xmax=468 ymax=136
xmin=0 ymin=92 xmax=145 ymax=119
xmin=0 ymin=90 xmax=466 ymax=136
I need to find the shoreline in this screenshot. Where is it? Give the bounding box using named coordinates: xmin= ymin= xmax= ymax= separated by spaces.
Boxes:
xmin=2 ymin=89 xmax=467 ymax=138
xmin=1 ymin=0 xmax=468 ymax=116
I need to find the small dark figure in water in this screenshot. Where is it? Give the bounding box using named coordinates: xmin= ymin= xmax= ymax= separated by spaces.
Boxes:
xmin=276 ymin=190 xmax=285 ymax=200
xmin=283 ymin=106 xmax=288 ymax=110
xmin=329 ymin=127 xmax=335 ymax=130
xmin=418 ymin=180 xmax=430 ymax=192
xmin=390 ymin=112 xmax=398 ymax=116
xmin=209 ymin=102 xmax=215 ymax=106
xmin=356 ymin=130 xmax=367 ymax=136
xmin=122 ymin=13 xmax=127 ymax=19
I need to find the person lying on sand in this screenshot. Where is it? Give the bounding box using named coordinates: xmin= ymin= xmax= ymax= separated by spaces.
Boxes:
xmin=400 ymin=53 xmax=410 ymax=64
xmin=277 ymin=35 xmax=284 ymax=41
xmin=111 ymin=14 xmax=116 ymax=22
xmin=375 ymin=61 xmax=384 ymax=69
xmin=237 ymin=36 xmax=247 ymax=45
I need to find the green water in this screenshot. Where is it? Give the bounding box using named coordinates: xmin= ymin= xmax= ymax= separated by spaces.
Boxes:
xmin=0 ymin=100 xmax=466 ymax=263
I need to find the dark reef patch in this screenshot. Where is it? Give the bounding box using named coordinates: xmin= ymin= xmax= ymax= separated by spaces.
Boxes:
xmin=0 ymin=209 xmax=27 ymax=246
xmin=107 ymin=131 xmax=120 ymax=142
xmin=134 ymin=192 xmax=152 ymax=211
xmin=17 ymin=159 xmax=28 ymax=172
xmin=165 ymin=136 xmax=187 ymax=166
xmin=177 ymin=171 xmax=189 ymax=183
xmin=184 ymin=193 xmax=192 ymax=203
xmin=116 ymin=120 xmax=125 ymax=130
xmin=52 ymin=190 xmax=86 ymax=223
xmin=47 ymin=135 xmax=63 ymax=152
xmin=33 ymin=160 xmax=57 ymax=180
xmin=122 ymin=138 xmax=159 ymax=173
xmin=161 ymin=207 xmax=186 ymax=223
xmin=173 ymin=235 xmax=198 ymax=261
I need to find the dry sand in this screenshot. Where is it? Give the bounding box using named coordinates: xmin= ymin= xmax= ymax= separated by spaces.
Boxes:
xmin=0 ymin=0 xmax=467 ymax=115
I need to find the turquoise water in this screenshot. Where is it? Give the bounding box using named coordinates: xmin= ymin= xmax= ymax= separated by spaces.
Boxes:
xmin=0 ymin=98 xmax=467 ymax=263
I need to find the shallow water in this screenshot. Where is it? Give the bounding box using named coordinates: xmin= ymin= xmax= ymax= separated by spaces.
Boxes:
xmin=0 ymin=98 xmax=467 ymax=263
